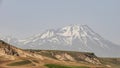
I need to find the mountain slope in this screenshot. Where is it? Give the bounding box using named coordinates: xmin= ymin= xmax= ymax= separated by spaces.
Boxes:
xmin=33 ymin=50 xmax=101 ymax=64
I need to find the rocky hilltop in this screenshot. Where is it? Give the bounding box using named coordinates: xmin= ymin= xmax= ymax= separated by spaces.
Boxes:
xmin=34 ymin=50 xmax=101 ymax=64
xmin=0 ymin=40 xmax=43 ymax=60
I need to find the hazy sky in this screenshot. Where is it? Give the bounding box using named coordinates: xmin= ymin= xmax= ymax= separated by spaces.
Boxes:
xmin=0 ymin=0 xmax=120 ymax=45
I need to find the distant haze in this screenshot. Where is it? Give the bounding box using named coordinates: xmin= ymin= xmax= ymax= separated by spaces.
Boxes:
xmin=0 ymin=0 xmax=120 ymax=45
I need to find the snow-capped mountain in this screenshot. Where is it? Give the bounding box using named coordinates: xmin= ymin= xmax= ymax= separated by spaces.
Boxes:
xmin=0 ymin=25 xmax=120 ymax=57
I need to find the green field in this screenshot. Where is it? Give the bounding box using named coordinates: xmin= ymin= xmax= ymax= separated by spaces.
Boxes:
xmin=7 ymin=60 xmax=32 ymax=66
xmin=45 ymin=64 xmax=89 ymax=68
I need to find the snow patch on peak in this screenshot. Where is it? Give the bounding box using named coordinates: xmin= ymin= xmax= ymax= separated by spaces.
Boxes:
xmin=72 ymin=25 xmax=80 ymax=39
xmin=58 ymin=25 xmax=72 ymax=36
xmin=40 ymin=30 xmax=55 ymax=39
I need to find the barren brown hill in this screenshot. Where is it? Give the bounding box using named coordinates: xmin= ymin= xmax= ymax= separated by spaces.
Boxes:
xmin=0 ymin=40 xmax=120 ymax=68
